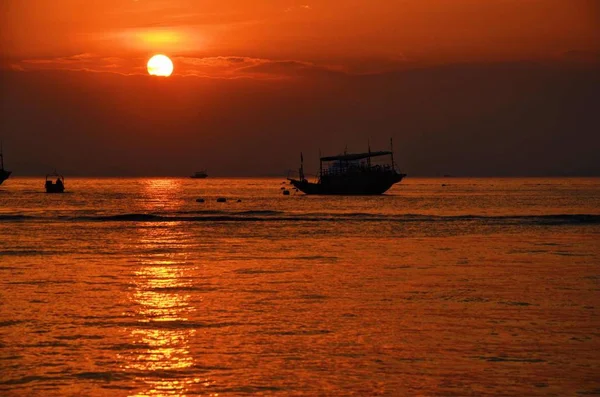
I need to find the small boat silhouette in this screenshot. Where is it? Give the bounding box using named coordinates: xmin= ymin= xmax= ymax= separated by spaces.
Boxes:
xmin=190 ymin=170 xmax=208 ymax=179
xmin=45 ymin=171 xmax=65 ymax=193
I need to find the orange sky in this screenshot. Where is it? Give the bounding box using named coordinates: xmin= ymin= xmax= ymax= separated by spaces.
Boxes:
xmin=2 ymin=0 xmax=599 ymax=76
xmin=1 ymin=0 xmax=599 ymax=176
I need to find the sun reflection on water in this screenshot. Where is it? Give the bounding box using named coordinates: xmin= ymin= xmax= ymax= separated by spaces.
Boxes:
xmin=124 ymin=257 xmax=199 ymax=396
xmin=126 ymin=259 xmax=198 ymax=395
xmin=133 ymin=265 xmax=193 ymax=322
xmin=140 ymin=178 xmax=186 ymax=212
xmin=123 ymin=179 xmax=200 ymax=396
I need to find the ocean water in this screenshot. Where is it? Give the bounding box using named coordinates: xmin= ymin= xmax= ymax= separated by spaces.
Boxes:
xmin=0 ymin=177 xmax=599 ymax=396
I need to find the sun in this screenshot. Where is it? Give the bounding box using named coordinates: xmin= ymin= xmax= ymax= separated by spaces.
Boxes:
xmin=147 ymin=54 xmax=173 ymax=77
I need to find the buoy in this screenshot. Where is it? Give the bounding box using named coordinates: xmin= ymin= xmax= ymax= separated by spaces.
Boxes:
xmin=283 ymin=190 xmax=290 ymax=196
xmin=196 ymin=198 xmax=205 ymax=203
xmin=237 ymin=199 xmax=242 ymax=203
xmin=217 ymin=197 xmax=226 ymax=202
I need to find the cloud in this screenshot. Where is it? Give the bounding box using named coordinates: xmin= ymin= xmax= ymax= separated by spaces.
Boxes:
xmin=14 ymin=54 xmax=143 ymax=75
xmin=233 ymin=59 xmax=344 ymax=78
xmin=8 ymin=53 xmax=347 ymax=79
xmin=174 ymin=56 xmax=345 ymax=79
xmin=285 ymin=5 xmax=312 ymax=13
xmin=22 ymin=53 xmax=96 ymax=65
xmin=8 ymin=64 xmax=25 ymax=71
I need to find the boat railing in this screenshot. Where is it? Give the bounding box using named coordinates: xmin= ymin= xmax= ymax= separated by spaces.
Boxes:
xmin=320 ymin=163 xmax=395 ymax=177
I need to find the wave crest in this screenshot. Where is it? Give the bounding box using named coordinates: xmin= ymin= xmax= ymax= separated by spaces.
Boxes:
xmin=1 ymin=212 xmax=599 ymax=225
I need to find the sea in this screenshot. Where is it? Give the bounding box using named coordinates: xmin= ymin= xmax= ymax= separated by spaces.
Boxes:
xmin=0 ymin=177 xmax=599 ymax=396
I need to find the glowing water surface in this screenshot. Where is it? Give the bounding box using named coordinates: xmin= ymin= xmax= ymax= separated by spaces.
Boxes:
xmin=1 ymin=177 xmax=599 ymax=396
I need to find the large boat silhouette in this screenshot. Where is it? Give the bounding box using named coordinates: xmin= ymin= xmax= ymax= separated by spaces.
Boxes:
xmin=288 ymin=140 xmax=406 ymax=195
xmin=0 ymin=142 xmax=11 ymax=185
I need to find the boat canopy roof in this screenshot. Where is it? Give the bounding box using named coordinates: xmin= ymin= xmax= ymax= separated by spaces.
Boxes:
xmin=45 ymin=171 xmax=64 ymax=180
xmin=320 ymin=151 xmax=392 ymax=162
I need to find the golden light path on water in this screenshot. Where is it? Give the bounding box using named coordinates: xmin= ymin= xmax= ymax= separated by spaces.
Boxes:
xmin=122 ymin=179 xmax=202 ymax=396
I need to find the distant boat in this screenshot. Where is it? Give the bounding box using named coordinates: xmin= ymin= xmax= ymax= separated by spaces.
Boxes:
xmin=190 ymin=170 xmax=208 ymax=179
xmin=288 ymin=139 xmax=406 ymax=195
xmin=45 ymin=171 xmax=65 ymax=193
xmin=0 ymin=141 xmax=11 ymax=185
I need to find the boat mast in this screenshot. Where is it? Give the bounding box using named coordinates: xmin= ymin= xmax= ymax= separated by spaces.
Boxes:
xmin=0 ymin=140 xmax=4 ymax=170
xmin=299 ymin=152 xmax=305 ymax=181
xmin=319 ymin=149 xmax=322 ymax=178
xmin=343 ymin=145 xmax=348 ymax=173
xmin=367 ymin=139 xmax=371 ymax=168
xmin=390 ymin=137 xmax=395 ymax=170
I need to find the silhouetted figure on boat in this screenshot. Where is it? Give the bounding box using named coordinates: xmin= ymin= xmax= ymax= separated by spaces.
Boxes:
xmin=45 ymin=172 xmax=65 ymax=193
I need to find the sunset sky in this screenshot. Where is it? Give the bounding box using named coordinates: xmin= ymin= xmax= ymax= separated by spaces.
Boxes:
xmin=1 ymin=0 xmax=599 ymax=176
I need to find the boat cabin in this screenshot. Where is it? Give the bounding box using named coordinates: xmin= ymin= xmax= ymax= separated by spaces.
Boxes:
xmin=319 ymin=151 xmax=396 ymax=181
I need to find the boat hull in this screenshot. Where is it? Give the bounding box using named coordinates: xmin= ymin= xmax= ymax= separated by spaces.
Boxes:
xmin=289 ymin=172 xmax=406 ymax=195
xmin=0 ymin=170 xmax=11 ymax=185
xmin=45 ymin=182 xmax=64 ymax=193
